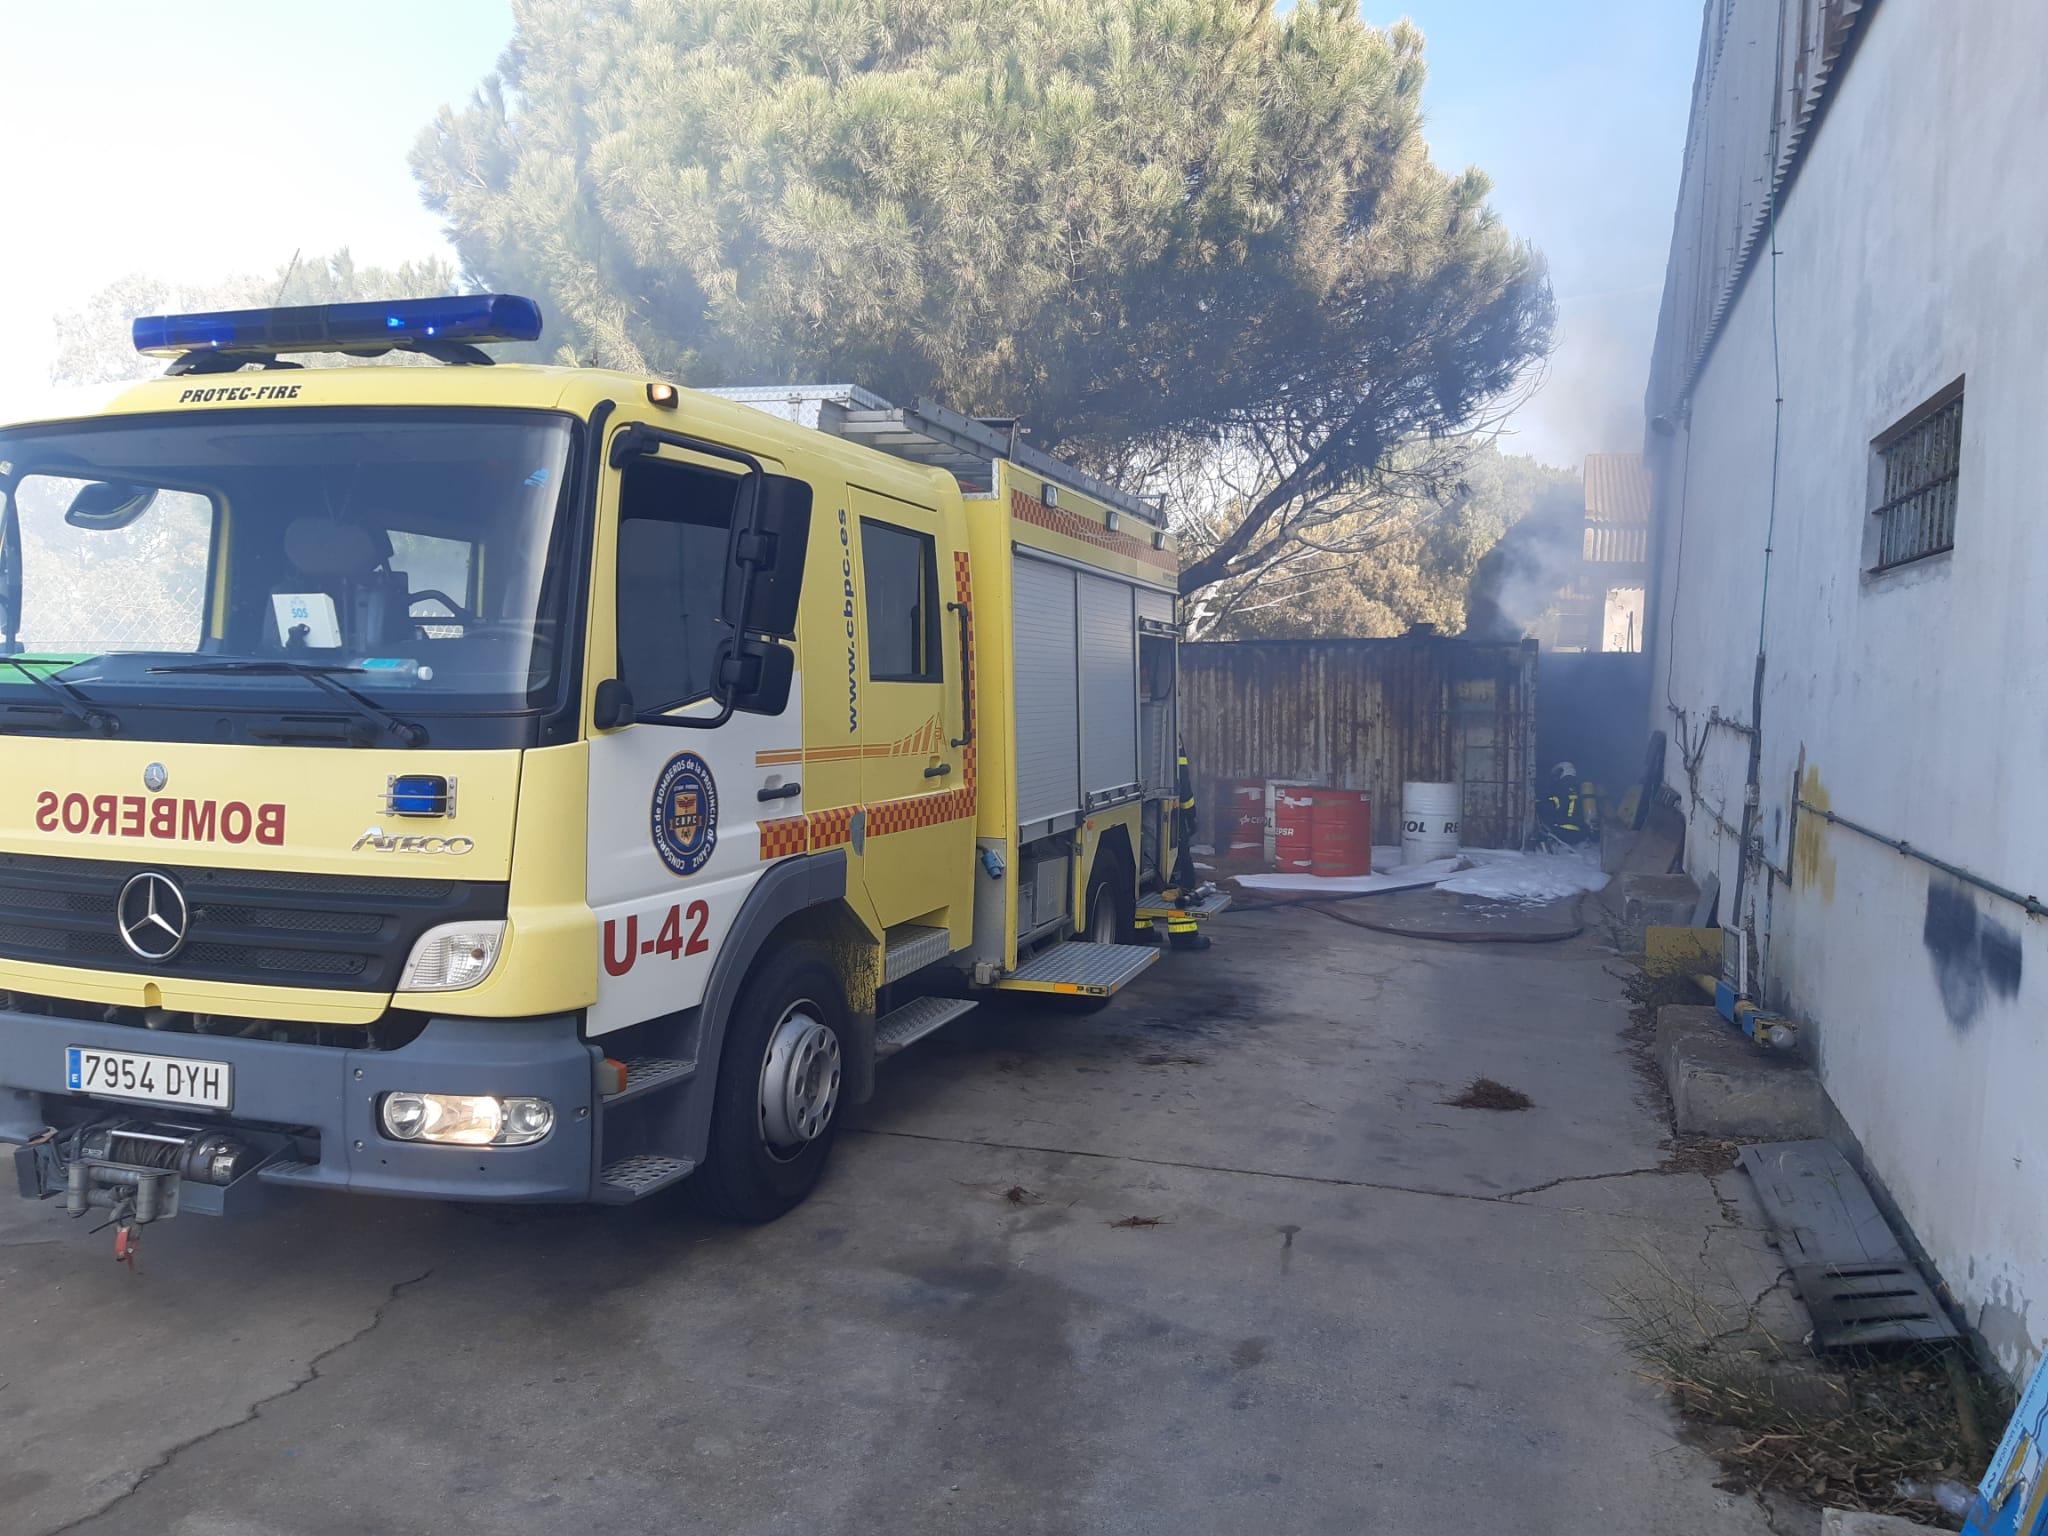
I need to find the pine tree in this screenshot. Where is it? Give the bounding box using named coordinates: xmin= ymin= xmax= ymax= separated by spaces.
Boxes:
xmin=403 ymin=0 xmax=1552 ymax=600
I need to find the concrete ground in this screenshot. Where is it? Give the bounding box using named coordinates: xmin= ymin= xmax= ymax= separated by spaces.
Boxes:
xmin=1 ymin=904 xmax=1795 ymax=1536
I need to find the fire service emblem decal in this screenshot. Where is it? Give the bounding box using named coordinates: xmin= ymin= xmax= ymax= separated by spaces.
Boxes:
xmin=651 ymin=753 xmax=718 ymax=877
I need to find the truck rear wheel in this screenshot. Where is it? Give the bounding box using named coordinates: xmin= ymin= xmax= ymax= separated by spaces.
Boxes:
xmin=1084 ymin=870 xmax=1129 ymax=945
xmin=1059 ymin=863 xmax=1137 ymax=1014
xmin=694 ymin=949 xmax=848 ymax=1223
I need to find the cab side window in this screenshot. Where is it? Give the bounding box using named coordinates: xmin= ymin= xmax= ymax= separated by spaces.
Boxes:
xmin=615 ymin=458 xmax=738 ymax=710
xmin=861 ymin=519 xmax=939 ymax=682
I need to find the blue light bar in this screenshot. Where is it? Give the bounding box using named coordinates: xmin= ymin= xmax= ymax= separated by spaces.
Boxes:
xmin=132 ymin=294 xmax=543 ymax=357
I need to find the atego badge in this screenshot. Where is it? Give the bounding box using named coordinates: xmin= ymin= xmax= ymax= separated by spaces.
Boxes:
xmin=651 ymin=753 xmax=718 ymax=877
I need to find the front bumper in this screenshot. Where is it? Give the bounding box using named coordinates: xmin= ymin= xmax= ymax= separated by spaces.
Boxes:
xmin=0 ymin=1009 xmax=601 ymax=1207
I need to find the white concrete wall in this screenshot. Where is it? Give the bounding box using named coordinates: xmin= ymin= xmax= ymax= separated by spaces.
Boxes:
xmin=1646 ymin=0 xmax=2048 ymax=1374
xmin=1600 ymin=587 xmax=1643 ymax=654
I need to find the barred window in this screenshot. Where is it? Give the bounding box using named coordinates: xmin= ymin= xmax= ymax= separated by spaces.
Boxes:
xmin=1870 ymin=383 xmax=1963 ymax=572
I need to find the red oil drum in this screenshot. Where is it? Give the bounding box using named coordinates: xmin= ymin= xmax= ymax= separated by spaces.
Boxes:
xmin=1272 ymin=784 xmax=1318 ymax=873
xmin=1222 ymin=779 xmax=1265 ymax=863
xmin=1307 ymin=788 xmax=1372 ymax=877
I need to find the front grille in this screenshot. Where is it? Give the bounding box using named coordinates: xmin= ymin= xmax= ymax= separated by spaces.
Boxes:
xmin=0 ymin=854 xmax=506 ymax=993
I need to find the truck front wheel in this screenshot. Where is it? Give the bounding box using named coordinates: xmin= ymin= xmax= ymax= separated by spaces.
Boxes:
xmin=695 ymin=949 xmax=848 ymax=1222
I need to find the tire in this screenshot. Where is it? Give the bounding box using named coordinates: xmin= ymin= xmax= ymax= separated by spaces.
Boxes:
xmin=1082 ymin=868 xmax=1134 ymax=945
xmin=693 ymin=947 xmax=849 ymax=1223
xmin=1059 ymin=861 xmax=1137 ymax=1014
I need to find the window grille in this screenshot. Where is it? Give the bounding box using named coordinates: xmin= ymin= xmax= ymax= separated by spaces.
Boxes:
xmin=1871 ymin=388 xmax=1962 ymax=571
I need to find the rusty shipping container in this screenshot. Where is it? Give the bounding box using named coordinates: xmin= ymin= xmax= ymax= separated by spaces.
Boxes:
xmin=1181 ymin=637 xmax=1538 ymax=850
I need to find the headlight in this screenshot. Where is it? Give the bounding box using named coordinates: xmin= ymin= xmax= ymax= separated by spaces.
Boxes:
xmin=396 ymin=921 xmax=505 ymax=992
xmin=379 ymin=1092 xmax=555 ymax=1147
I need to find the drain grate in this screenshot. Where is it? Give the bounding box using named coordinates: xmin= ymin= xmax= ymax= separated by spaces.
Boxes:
xmin=1794 ymin=1260 xmax=1956 ymax=1349
xmin=1739 ymin=1140 xmax=1957 ymax=1351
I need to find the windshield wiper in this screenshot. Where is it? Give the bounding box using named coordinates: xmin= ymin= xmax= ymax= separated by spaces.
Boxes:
xmin=0 ymin=656 xmax=120 ymax=735
xmin=149 ymin=660 xmax=427 ymax=748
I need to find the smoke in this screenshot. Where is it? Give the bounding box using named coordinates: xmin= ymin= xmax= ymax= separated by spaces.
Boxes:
xmin=1463 ymin=483 xmax=1585 ymax=643
xmin=1504 ymin=293 xmax=1658 ymax=470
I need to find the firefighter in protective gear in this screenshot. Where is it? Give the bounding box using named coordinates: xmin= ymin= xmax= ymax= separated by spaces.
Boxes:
xmin=1167 ymin=746 xmax=1211 ymax=950
xmin=1540 ymin=761 xmax=1590 ymax=844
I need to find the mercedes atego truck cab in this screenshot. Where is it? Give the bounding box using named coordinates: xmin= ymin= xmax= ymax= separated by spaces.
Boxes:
xmin=0 ymin=294 xmax=1222 ymax=1257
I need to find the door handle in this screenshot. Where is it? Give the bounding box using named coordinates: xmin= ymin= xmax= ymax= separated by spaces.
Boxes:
xmin=758 ymin=782 xmax=802 ymax=802
xmin=946 ymin=600 xmax=974 ymax=749
xmin=923 ymin=763 xmax=952 ymax=779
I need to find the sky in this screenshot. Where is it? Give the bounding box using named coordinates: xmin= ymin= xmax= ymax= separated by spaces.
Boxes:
xmin=0 ymin=1 xmax=1699 ymax=469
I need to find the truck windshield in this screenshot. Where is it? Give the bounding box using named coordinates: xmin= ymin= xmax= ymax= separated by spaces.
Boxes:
xmin=0 ymin=409 xmax=577 ymax=732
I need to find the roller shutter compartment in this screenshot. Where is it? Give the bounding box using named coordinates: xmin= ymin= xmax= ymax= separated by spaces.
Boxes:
xmin=1076 ymin=572 xmax=1139 ymax=808
xmin=1012 ymin=555 xmax=1081 ymax=827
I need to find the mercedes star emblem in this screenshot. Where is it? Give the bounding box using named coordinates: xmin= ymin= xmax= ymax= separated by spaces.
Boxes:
xmin=116 ymin=871 xmax=189 ymax=963
xmin=143 ymin=762 xmax=168 ymax=792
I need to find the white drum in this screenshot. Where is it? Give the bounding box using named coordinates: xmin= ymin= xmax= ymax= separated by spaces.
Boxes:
xmin=1399 ymin=781 xmax=1462 ymax=865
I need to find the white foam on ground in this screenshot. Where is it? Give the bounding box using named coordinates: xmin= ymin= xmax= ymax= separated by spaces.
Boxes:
xmin=1437 ymin=847 xmax=1610 ymax=905
xmin=1232 ymin=855 xmax=1466 ymax=896
xmin=1231 ymin=846 xmax=1609 ymax=905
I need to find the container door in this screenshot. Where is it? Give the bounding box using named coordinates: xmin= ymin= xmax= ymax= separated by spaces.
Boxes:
xmin=848 ymin=485 xmax=973 ymax=931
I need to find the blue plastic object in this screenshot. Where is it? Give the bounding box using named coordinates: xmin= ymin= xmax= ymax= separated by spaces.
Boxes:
xmin=132 ymin=294 xmax=542 ymax=357
xmin=387 ymin=774 xmax=452 ymax=818
xmin=1965 ymin=1350 xmax=2048 ymax=1533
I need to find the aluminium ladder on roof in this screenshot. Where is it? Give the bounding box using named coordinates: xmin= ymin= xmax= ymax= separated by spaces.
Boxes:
xmin=706 ymin=385 xmax=1165 ymax=527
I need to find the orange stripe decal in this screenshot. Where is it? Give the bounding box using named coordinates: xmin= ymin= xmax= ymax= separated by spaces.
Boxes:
xmin=759 ymin=556 xmax=978 ymax=857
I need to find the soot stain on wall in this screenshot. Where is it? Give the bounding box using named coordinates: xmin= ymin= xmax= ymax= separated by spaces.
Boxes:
xmin=1922 ymin=878 xmax=2022 ymax=1030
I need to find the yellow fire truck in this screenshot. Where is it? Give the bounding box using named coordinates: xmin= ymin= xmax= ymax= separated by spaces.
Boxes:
xmin=0 ymin=295 xmax=1223 ymax=1237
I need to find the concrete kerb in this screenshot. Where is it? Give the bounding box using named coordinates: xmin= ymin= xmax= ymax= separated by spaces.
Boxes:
xmin=1656 ymin=1003 xmax=1829 ymax=1139
xmin=1821 ymin=1510 xmax=1944 ymax=1535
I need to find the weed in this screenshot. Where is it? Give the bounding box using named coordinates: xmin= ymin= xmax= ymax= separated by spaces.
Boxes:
xmin=1110 ymin=1215 xmax=1164 ymax=1229
xmin=1611 ymin=1244 xmax=2008 ymax=1526
xmin=1444 ymin=1077 xmax=1533 ymax=1111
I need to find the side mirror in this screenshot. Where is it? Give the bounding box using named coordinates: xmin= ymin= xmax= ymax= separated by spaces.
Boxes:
xmin=64 ymin=481 xmax=158 ymax=529
xmin=593 ymin=677 xmax=636 ymax=731
xmin=722 ymin=474 xmax=811 ymax=640
xmin=719 ymin=636 xmax=794 ymax=716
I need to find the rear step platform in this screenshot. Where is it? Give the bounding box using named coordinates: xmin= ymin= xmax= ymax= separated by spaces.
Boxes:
xmin=995 ymin=941 xmax=1160 ymax=997
xmin=875 ymin=996 xmax=978 ymax=1059
xmin=1136 ymin=889 xmax=1233 ymax=922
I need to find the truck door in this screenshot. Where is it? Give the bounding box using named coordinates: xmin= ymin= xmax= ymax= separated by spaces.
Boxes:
xmin=848 ymin=485 xmax=974 ymax=933
xmin=584 ymin=439 xmax=805 ymax=1036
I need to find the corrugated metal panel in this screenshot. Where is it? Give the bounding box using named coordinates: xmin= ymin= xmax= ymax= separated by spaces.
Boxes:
xmin=1649 ymin=0 xmax=1876 ymax=416
xmin=1181 ymin=637 xmax=1537 ymax=848
xmin=1583 ymin=523 xmax=1650 ymax=564
xmin=1012 ymin=555 xmax=1080 ymax=825
xmin=1583 ymin=454 xmax=1651 ymax=523
xmin=1077 ymin=572 xmax=1138 ymax=801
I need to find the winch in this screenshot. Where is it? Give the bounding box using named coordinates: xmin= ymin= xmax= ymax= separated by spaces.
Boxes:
xmin=63 ymin=1120 xmax=249 ymax=1221
xmin=7 ymin=1119 xmax=254 ymax=1266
